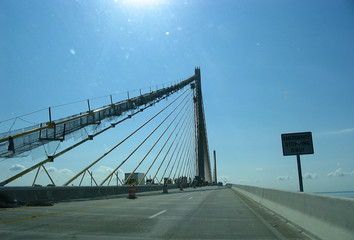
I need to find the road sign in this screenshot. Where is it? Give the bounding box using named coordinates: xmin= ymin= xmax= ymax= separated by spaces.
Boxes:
xmin=281 ymin=131 xmax=314 ymax=192
xmin=281 ymin=132 xmax=314 ymax=156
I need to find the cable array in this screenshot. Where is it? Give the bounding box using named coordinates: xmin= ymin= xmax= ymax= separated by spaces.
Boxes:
xmin=0 ymin=68 xmax=211 ymax=187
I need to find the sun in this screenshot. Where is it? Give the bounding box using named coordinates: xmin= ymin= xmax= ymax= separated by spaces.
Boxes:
xmin=119 ymin=0 xmax=164 ymax=7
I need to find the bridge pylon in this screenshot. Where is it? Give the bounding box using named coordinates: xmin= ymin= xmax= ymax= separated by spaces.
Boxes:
xmin=193 ymin=68 xmax=212 ymax=184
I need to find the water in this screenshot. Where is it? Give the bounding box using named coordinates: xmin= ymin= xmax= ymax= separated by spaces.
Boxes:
xmin=314 ymin=191 xmax=354 ymax=199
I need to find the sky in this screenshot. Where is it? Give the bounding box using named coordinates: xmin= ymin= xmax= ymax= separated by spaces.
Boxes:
xmin=1 ymin=0 xmax=354 ymax=193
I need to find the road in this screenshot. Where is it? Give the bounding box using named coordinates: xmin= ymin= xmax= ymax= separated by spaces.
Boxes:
xmin=0 ymin=186 xmax=311 ymax=239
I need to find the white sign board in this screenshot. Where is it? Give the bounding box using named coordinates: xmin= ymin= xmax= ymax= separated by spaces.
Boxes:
xmin=281 ymin=132 xmax=314 ymax=156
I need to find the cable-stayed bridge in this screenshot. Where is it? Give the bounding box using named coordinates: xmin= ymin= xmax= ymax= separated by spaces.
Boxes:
xmin=0 ymin=69 xmax=353 ymax=240
xmin=0 ymin=68 xmax=211 ymax=187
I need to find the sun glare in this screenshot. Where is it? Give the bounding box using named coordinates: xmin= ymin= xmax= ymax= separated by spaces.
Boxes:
xmin=119 ymin=0 xmax=164 ymax=7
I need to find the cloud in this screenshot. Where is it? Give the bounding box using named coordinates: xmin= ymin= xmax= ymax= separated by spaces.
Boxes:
xmin=59 ymin=168 xmax=75 ymax=176
xmin=81 ymin=166 xmax=124 ymax=186
xmin=218 ymin=175 xmax=230 ymax=183
xmin=47 ymin=167 xmax=57 ymax=173
xmin=94 ymin=166 xmax=124 ymax=179
xmin=117 ymin=168 xmax=124 ymax=175
xmin=43 ymin=167 xmax=74 ymax=176
xmin=303 ymin=172 xmax=318 ymax=179
xmin=9 ymin=164 xmax=25 ymax=171
xmin=327 ymin=168 xmax=354 ymax=177
xmin=256 ymin=168 xmax=263 ymax=171
xmin=95 ymin=165 xmax=114 ymax=175
xmin=276 ymin=176 xmax=292 ymax=181
xmin=323 ymin=128 xmax=354 ymax=135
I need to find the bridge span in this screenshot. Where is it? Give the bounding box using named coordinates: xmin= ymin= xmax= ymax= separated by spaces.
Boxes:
xmin=1 ymin=68 xmax=353 ymax=239
xmin=0 ymin=186 xmax=311 ymax=240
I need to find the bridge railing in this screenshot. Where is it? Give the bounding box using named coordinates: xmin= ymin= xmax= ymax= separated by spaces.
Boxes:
xmin=228 ymin=184 xmax=354 ymax=240
xmin=0 ymin=76 xmax=195 ymax=159
xmin=0 ymin=184 xmax=182 ymax=205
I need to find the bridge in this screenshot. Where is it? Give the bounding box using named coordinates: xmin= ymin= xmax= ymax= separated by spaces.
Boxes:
xmin=0 ymin=69 xmax=353 ymax=240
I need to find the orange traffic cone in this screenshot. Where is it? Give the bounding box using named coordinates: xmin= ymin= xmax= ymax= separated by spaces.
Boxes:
xmin=163 ymin=184 xmax=168 ymax=194
xmin=128 ymin=182 xmax=136 ymax=199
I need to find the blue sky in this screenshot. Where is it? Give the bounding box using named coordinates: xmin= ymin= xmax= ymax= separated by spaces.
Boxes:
xmin=1 ymin=0 xmax=354 ymax=192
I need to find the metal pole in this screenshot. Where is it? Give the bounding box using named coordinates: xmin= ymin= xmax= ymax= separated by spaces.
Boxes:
xmin=116 ymin=171 xmax=118 ymax=186
xmin=296 ymin=155 xmax=304 ymax=192
xmin=87 ymin=99 xmax=91 ymax=112
xmin=79 ymin=171 xmax=86 ymax=186
xmin=213 ymin=150 xmax=217 ymax=183
xmin=32 ymin=166 xmax=41 ymax=186
xmin=49 ymin=107 xmax=52 ymax=123
xmin=42 ymin=165 xmax=55 ymax=186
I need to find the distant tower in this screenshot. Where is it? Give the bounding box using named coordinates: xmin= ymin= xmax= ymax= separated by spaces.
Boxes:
xmin=213 ymin=150 xmax=217 ymax=183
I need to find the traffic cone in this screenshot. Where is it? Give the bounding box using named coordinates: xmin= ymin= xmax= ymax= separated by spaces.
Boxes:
xmin=128 ymin=183 xmax=136 ymax=199
xmin=163 ymin=184 xmax=168 ymax=194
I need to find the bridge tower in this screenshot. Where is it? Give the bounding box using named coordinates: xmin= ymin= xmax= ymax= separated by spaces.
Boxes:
xmin=194 ymin=68 xmax=212 ymax=183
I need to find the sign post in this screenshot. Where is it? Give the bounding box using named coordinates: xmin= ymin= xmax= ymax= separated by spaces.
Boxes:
xmin=296 ymin=155 xmax=303 ymax=192
xmin=281 ymin=132 xmax=314 ymax=192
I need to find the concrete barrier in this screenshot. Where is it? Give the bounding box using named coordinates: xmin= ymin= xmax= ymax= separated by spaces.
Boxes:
xmin=0 ymin=184 xmax=179 ymax=205
xmin=228 ymin=184 xmax=354 ymax=240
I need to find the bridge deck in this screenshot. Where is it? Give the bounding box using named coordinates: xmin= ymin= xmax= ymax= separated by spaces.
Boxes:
xmin=0 ymin=187 xmax=311 ymax=239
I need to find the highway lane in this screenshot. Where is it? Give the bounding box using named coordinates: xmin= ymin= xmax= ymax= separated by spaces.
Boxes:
xmin=0 ymin=186 xmax=311 ymax=239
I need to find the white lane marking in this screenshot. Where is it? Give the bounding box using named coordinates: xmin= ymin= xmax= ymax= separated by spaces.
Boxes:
xmin=148 ymin=210 xmax=167 ymax=219
xmin=188 ymin=197 xmax=193 ymax=200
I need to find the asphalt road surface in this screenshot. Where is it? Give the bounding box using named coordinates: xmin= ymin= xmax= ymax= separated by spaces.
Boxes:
xmin=0 ymin=186 xmax=311 ymax=239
